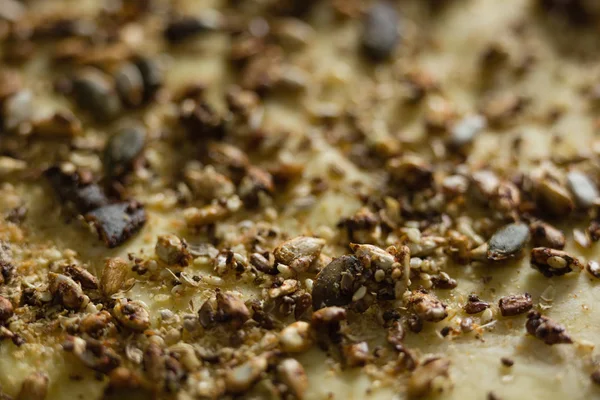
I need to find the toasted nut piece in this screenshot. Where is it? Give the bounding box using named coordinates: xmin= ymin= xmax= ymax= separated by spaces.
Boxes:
xmin=49 ymin=273 xmax=89 ymax=309
xmin=526 ymin=311 xmax=572 ymax=345
xmin=350 ymin=243 xmax=396 ymax=270
xmin=279 ymin=321 xmax=313 ymax=353
xmin=587 ymin=260 xmax=600 ymax=279
xmin=404 ymin=290 xmax=447 ymax=322
xmin=63 ymin=336 xmax=121 ymax=373
xmin=311 ymin=306 xmax=347 ymax=325
xmin=530 ymin=221 xmax=565 ymax=250
xmin=386 ymin=155 xmax=433 ymax=190
xmin=463 ymin=294 xmax=489 ymax=314
xmin=531 ymin=247 xmax=581 ymax=277
xmin=143 ymin=342 xmax=166 ymax=386
xmin=32 ymin=110 xmax=81 ymax=138
xmin=64 ymin=264 xmax=99 ymax=290
xmin=342 ymin=341 xmax=370 ymax=367
xmin=108 ymin=367 xmax=142 ymax=390
xmin=274 ymin=236 xmax=326 ymax=273
xmin=184 ymin=204 xmax=230 ymax=227
xmin=498 ymin=293 xmax=533 ymax=316
xmin=113 ymin=299 xmax=150 ymax=331
xmin=448 ymin=114 xmax=486 ymax=150
xmin=225 ymin=355 xmax=268 ymax=393
xmin=277 ymin=358 xmax=308 ymax=399
xmin=80 ymin=311 xmax=112 ymax=337
xmin=268 ymin=279 xmax=299 ymax=298
xmin=17 ymin=372 xmax=49 ymax=400
xmin=487 ymin=223 xmax=529 ymax=261
xmin=238 ymin=166 xmax=274 ymax=207
xmin=0 ymin=295 xmax=14 ymax=323
xmin=101 ymin=257 xmax=129 ymax=296
xmin=216 ymin=292 xmax=250 ymax=328
xmin=184 ymin=165 xmax=235 ymax=201
xmin=155 ymin=234 xmax=192 ymax=266
xmin=407 ymin=358 xmax=451 ymax=398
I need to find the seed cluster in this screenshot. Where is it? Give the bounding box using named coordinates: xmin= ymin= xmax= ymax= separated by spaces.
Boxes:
xmin=0 ymin=0 xmax=599 ymax=399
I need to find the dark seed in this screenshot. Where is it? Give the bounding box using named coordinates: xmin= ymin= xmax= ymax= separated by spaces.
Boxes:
xmin=487 ymin=223 xmax=530 ymax=261
xmin=164 ymin=16 xmax=216 ymax=43
xmin=134 ymin=56 xmax=163 ymax=102
xmin=103 ymin=125 xmax=146 ymax=179
xmin=361 ymin=1 xmax=400 ymax=61
xmin=45 ymin=166 xmax=109 ymax=214
xmin=500 ymin=357 xmax=514 ymax=367
xmin=115 ymin=62 xmax=144 ymax=108
xmin=312 ymin=255 xmax=361 ymax=310
xmin=566 ymin=171 xmax=599 ymax=209
xmin=84 ymin=201 xmax=146 ymax=248
xmin=498 ymin=293 xmax=533 ymax=317
xmin=72 ymin=68 xmax=121 ymax=121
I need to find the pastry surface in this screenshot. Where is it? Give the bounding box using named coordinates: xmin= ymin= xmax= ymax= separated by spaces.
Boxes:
xmin=1 ymin=1 xmax=600 ymax=399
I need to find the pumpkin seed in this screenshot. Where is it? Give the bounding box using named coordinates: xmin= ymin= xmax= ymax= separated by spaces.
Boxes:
xmin=134 ymin=56 xmax=163 ymax=101
xmin=312 ymin=255 xmax=361 ymax=310
xmin=115 ymin=62 xmax=144 ymax=107
xmin=103 ymin=125 xmax=146 ymax=179
xmin=72 ymin=68 xmax=121 ymax=121
xmin=362 ymin=1 xmax=400 ymax=61
xmin=164 ymin=15 xmax=218 ymax=43
xmin=566 ymin=171 xmax=599 ymax=209
xmin=487 ymin=223 xmax=529 ymax=261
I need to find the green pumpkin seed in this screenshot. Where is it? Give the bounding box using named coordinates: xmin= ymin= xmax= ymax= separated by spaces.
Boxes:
xmin=487 ymin=223 xmax=529 ymax=261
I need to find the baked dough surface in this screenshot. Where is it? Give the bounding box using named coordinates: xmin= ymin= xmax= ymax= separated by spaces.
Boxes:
xmin=1 ymin=1 xmax=600 ymax=399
